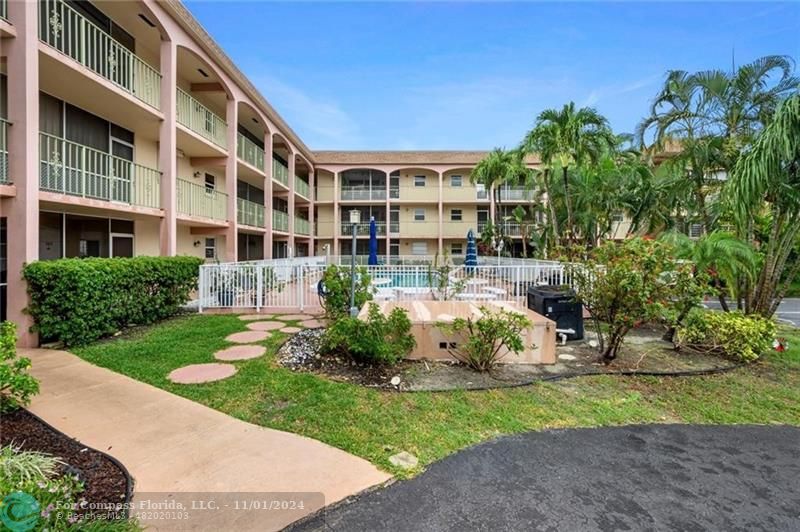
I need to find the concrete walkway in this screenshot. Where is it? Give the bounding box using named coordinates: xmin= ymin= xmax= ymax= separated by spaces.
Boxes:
xmin=24 ymin=349 xmax=391 ymax=531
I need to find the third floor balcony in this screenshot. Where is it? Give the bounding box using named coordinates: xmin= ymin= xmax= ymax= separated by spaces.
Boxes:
xmin=176 ymin=88 xmax=227 ymax=150
xmin=272 ymin=158 xmax=289 ymax=187
xmin=237 ymin=197 xmax=265 ymax=228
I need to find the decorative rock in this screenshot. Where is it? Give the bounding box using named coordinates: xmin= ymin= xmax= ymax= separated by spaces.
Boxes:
xmin=280 ymin=314 xmax=314 ymax=321
xmin=390 ymin=376 xmax=401 ymax=386
xmin=246 ymin=321 xmax=284 ymax=332
xmin=300 ymin=319 xmax=326 ymax=329
xmin=277 ymin=328 xmax=325 ymax=367
xmin=226 ymin=331 xmax=269 ymax=343
xmin=280 ymin=326 xmax=303 ymax=334
xmin=215 ymin=345 xmax=266 ymax=361
xmin=588 ymin=340 xmax=599 ymax=348
xmin=388 ymin=451 xmax=419 ymax=469
xmin=558 ymin=354 xmax=577 ymax=361
xmin=239 ymin=314 xmax=273 ymax=321
xmin=168 ymin=363 xmax=237 ymax=384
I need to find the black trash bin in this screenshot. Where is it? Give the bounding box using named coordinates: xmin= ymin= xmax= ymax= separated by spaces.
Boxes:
xmin=527 ymin=285 xmax=584 ymax=341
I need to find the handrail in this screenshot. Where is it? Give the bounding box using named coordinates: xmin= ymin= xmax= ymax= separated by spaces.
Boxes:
xmin=176 ymin=177 xmax=227 ymax=220
xmin=0 ymin=118 xmax=9 ymax=184
xmin=237 ymin=197 xmax=265 ymax=227
xmin=295 ymin=176 xmax=310 ymax=199
xmin=272 ymin=158 xmax=289 ymax=185
xmin=272 ymin=209 xmax=289 ymax=231
xmin=237 ymin=132 xmax=265 ymax=171
xmin=176 ymin=88 xmax=227 ymax=149
xmin=295 ymin=217 xmax=310 ymax=235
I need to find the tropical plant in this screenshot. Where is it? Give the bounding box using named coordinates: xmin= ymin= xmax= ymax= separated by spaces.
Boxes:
xmin=0 ymin=322 xmax=40 ymax=412
xmin=728 ymin=93 xmax=800 ymax=317
xmin=321 ymin=303 xmax=415 ymax=365
xmin=426 ymin=252 xmax=466 ymax=300
xmin=319 ymin=264 xmax=373 ymax=319
xmin=521 ymin=102 xmax=616 ymax=245
xmin=436 ymin=307 xmax=533 ymax=371
xmin=676 ymin=310 xmax=775 ymax=362
xmin=470 ymin=148 xmax=531 ymax=229
xmin=0 ymin=444 xmax=63 ymax=485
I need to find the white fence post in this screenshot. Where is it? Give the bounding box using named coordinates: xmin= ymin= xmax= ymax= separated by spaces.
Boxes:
xmin=256 ymin=266 xmax=262 ymax=312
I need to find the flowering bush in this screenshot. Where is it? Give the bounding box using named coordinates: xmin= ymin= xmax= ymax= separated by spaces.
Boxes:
xmin=676 ymin=310 xmax=776 ymax=362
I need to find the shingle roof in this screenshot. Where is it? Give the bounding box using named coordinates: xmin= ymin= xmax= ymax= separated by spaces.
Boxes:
xmin=312 ymin=151 xmax=541 ymax=165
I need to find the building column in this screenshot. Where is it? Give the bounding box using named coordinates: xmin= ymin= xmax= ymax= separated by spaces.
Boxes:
xmin=225 ymin=99 xmax=238 ymax=261
xmin=308 ymin=166 xmax=315 ymax=255
xmin=287 ymin=152 xmax=296 ymax=257
xmin=263 ymin=132 xmax=273 ymax=259
xmin=332 ymin=171 xmax=339 ymax=256
xmin=437 ymin=171 xmax=444 ymax=255
xmin=158 ymin=39 xmax=177 ymax=256
xmin=6 ymin=0 xmax=39 ymax=346
xmin=385 ymin=172 xmax=391 ymax=262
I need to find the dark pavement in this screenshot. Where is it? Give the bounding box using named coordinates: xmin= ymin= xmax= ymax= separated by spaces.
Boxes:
xmin=290 ymin=425 xmax=800 ymax=532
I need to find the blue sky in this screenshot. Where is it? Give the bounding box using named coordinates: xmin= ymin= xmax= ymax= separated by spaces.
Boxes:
xmin=185 ymin=1 xmax=800 ymax=151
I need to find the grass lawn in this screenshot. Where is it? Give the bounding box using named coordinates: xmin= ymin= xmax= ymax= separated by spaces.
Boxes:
xmin=73 ymin=314 xmax=800 ymax=477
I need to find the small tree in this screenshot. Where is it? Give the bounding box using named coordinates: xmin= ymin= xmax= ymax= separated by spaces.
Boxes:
xmin=319 ymin=264 xmax=373 ymax=320
xmin=570 ymin=238 xmax=700 ymax=363
xmin=0 ymin=322 xmax=40 ymax=412
xmin=437 ymin=307 xmax=533 ymax=371
xmin=426 ymin=252 xmax=466 ymax=300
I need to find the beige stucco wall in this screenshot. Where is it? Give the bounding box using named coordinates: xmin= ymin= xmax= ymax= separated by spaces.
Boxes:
xmin=315 ymin=205 xmax=335 ymax=238
xmin=134 ymin=218 xmax=161 ymax=256
xmin=176 ymin=225 xmax=230 ymax=261
xmin=316 ymin=171 xmax=335 ymax=202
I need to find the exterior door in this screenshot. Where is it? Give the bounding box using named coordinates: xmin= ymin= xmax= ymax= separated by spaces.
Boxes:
xmin=110 ymin=233 xmax=134 ymax=257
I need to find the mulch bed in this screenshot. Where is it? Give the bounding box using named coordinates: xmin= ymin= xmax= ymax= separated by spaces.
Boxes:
xmin=0 ymin=409 xmax=131 ymax=517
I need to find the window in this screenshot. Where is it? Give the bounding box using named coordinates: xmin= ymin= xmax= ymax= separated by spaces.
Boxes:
xmin=611 ymin=212 xmax=624 ymax=223
xmin=414 ymin=209 xmax=425 ymax=221
xmin=205 ymin=174 xmax=216 ymax=193
xmin=451 ymin=243 xmax=463 ymax=255
xmin=476 ymin=183 xmax=487 ymax=199
xmin=411 ymin=242 xmax=428 ymax=255
xmin=205 ymin=237 xmax=216 ymax=259
xmin=414 ymin=175 xmax=426 ymax=187
xmin=451 ymin=209 xmax=462 ymax=221
xmin=450 ymin=175 xmax=462 ymax=187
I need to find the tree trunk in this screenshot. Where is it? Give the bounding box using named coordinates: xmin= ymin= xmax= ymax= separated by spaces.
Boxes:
xmin=542 ymin=169 xmax=560 ymax=250
xmin=562 ymin=166 xmax=574 ymax=245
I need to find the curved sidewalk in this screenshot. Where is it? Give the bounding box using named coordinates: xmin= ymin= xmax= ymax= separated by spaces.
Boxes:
xmin=23 ymin=348 xmax=391 ymax=531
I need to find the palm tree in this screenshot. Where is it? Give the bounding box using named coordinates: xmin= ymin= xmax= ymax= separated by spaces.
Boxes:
xmin=521 ymin=102 xmax=616 ymax=244
xmin=470 ymin=148 xmax=530 ymax=231
xmin=728 ymin=93 xmax=800 ymax=317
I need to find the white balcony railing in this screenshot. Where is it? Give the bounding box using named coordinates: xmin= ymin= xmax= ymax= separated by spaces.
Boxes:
xmin=272 ymin=158 xmax=289 ymax=186
xmin=339 ymin=221 xmax=387 ymax=236
xmin=0 ymin=119 xmax=8 ymax=184
xmin=39 ymin=132 xmax=160 ymax=208
xmin=0 ymin=0 xmax=7 ymax=21
xmin=177 ymin=178 xmax=227 ymax=221
xmin=295 ymin=217 xmax=310 ymax=235
xmin=273 ymin=210 xmax=289 ymax=232
xmin=295 ymin=176 xmax=310 ymax=199
xmin=498 ymin=186 xmax=536 ymax=202
xmin=237 ymin=197 xmax=265 ymax=228
xmin=176 ymin=88 xmax=227 ymax=149
xmin=237 ymin=133 xmax=265 ymax=171
xmin=340 ymin=186 xmax=395 ymax=201
xmin=39 ymin=0 xmax=161 ymax=110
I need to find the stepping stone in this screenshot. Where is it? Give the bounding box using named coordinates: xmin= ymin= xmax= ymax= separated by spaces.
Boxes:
xmin=226 ymin=331 xmax=269 ymax=343
xmin=280 ymin=326 xmax=302 ymax=334
xmin=169 ymin=363 xmax=237 ymax=384
xmin=388 ymin=451 xmax=419 ymax=470
xmin=246 ymin=321 xmax=284 ymax=332
xmin=300 ymin=319 xmax=326 ymax=328
xmin=280 ymin=313 xmax=313 ymax=321
xmin=215 ymin=345 xmax=266 ymax=361
xmin=239 ymin=314 xmax=276 ymax=321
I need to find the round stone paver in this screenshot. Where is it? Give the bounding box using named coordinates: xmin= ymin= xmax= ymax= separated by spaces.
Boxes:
xmin=226 ymin=330 xmax=270 ymax=343
xmin=280 ymin=313 xmax=315 ymax=321
xmin=300 ymin=319 xmax=326 ymax=329
xmin=168 ymin=363 xmax=237 ymax=384
xmin=214 ymin=345 xmax=266 ymax=361
xmin=246 ymin=321 xmax=284 ymax=332
xmin=280 ymin=326 xmax=303 ymax=334
xmin=239 ymin=314 xmax=274 ymax=321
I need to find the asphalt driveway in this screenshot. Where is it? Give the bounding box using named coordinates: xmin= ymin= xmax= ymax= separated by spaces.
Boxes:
xmin=290 ymin=425 xmax=800 ymax=531
xmin=704 ymin=298 xmax=800 ymax=327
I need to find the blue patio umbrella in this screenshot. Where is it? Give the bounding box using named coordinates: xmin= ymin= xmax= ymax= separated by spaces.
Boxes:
xmin=465 ymin=229 xmax=478 ymax=273
xmin=368 ymin=216 xmax=379 ymax=265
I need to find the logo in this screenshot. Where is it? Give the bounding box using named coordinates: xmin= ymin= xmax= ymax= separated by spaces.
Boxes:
xmin=0 ymin=492 xmax=40 ymax=532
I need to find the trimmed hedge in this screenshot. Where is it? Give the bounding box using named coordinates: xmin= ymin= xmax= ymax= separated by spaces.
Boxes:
xmin=23 ymin=256 xmax=203 ymax=346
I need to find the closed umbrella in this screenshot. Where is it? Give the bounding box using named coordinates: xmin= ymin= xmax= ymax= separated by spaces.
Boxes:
xmin=368 ymin=216 xmax=379 ymax=265
xmin=465 ymin=229 xmax=478 ymax=274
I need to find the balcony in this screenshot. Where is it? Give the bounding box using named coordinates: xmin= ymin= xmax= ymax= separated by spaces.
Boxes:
xmin=39 ymin=132 xmax=160 ymax=208
xmin=295 ymin=217 xmax=310 ymax=236
xmin=39 ymin=0 xmax=161 ymax=110
xmin=273 ymin=210 xmax=289 ymax=232
xmin=340 ymin=186 xmax=396 ymax=201
xmin=0 ymin=119 xmax=8 ymax=184
xmin=176 ymin=88 xmax=227 ymax=149
xmin=237 ymin=198 xmax=265 ymax=228
xmin=339 ymin=221 xmax=387 ymax=236
xmin=295 ymin=176 xmax=310 ymax=199
xmin=176 ymin=178 xmax=227 ymax=221
xmin=237 ymin=133 xmax=264 ymax=171
xmin=498 ymin=186 xmax=536 ymax=202
xmin=272 ymin=158 xmax=289 ymax=186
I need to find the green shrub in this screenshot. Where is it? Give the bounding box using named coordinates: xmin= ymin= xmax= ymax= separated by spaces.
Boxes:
xmin=436 ymin=307 xmax=533 ymax=371
xmin=23 ymin=256 xmax=203 ymax=346
xmin=0 ymin=322 xmax=39 ymax=412
xmin=676 ymin=310 xmax=776 ymax=362
xmin=321 ymin=303 xmax=415 ymax=365
xmin=319 ymin=264 xmax=373 ymax=320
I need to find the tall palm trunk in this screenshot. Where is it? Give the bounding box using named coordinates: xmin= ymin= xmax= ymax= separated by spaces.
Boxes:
xmin=562 ymin=166 xmax=574 ymax=245
xmin=542 ymin=168 xmax=560 ymax=244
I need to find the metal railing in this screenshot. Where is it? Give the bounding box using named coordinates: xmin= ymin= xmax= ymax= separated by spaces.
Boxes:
xmin=39 ymin=132 xmax=160 ymax=208
xmin=340 ymin=186 xmax=394 ymax=201
xmin=176 ymin=88 xmax=227 ymax=149
xmin=237 ymin=197 xmax=265 ymax=227
xmin=295 ymin=217 xmax=311 ymax=235
xmin=498 ymin=186 xmax=536 ymax=202
xmin=237 ymin=133 xmax=265 ymax=170
xmin=39 ymin=0 xmax=161 ymax=109
xmin=295 ymin=176 xmax=310 ymax=199
xmin=339 ymin=221 xmax=387 ymax=236
xmin=0 ymin=0 xmax=7 ymax=21
xmin=197 ymin=257 xmax=574 ymax=311
xmin=272 ymin=158 xmax=289 ymax=186
xmin=177 ymin=178 xmax=227 ymax=220
xmin=273 ymin=209 xmax=289 ymax=232
xmin=0 ymin=119 xmax=8 ymax=184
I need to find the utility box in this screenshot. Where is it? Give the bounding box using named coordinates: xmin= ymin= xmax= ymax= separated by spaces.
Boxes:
xmin=527 ymin=285 xmax=584 ymax=341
